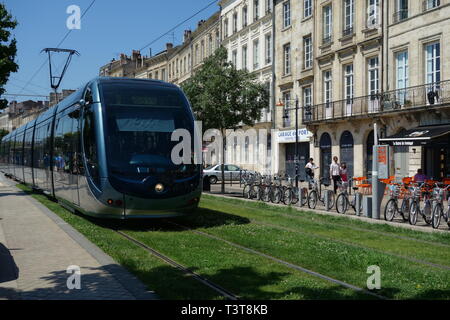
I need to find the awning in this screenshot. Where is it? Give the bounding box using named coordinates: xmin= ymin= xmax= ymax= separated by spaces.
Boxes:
xmin=379 ymin=125 xmax=450 ymax=146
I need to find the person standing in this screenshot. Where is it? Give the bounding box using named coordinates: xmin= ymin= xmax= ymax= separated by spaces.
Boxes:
xmin=330 ymin=156 xmax=341 ymax=194
xmin=305 ymin=158 xmax=319 ymax=189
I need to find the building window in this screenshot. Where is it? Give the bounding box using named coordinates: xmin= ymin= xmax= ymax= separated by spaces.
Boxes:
xmin=283 ymin=1 xmax=291 ymax=28
xmin=215 ymin=30 xmax=220 ymax=48
xmin=424 ymin=0 xmax=440 ymax=11
xmin=425 ymin=42 xmax=441 ymax=87
xmin=242 ymin=6 xmax=248 ymax=27
xmin=396 ymin=51 xmax=409 ymax=104
xmin=266 ymin=0 xmax=273 ymax=14
xmin=195 ymin=45 xmax=199 ymax=65
xmin=304 ymin=35 xmax=312 ymax=69
xmin=161 ymin=69 xmax=166 ymax=81
xmin=282 ymin=91 xmax=291 ymax=127
xmin=242 ymin=45 xmax=248 ymax=70
xmin=303 ymin=86 xmax=312 ymax=121
xmin=233 ymin=12 xmax=238 ymax=33
xmin=254 ymin=0 xmax=259 ymax=21
xmin=323 ymin=5 xmax=332 ymax=44
xmin=253 ymin=40 xmax=259 ymax=70
xmin=343 ymin=0 xmax=354 ymax=36
xmin=394 ymin=0 xmax=408 ymax=22
xmin=209 ymin=35 xmax=213 ymax=55
xmin=323 ymin=70 xmax=332 ymax=105
xmin=224 ymin=18 xmax=229 ymax=38
xmin=283 ymin=43 xmax=291 ymax=75
xmin=232 ymin=49 xmax=238 ymax=67
xmin=201 ymin=40 xmax=205 ymax=61
xmin=265 ymin=33 xmax=272 ymax=64
xmin=344 ymin=64 xmax=354 ymax=105
xmin=368 ymin=57 xmax=379 ymax=95
xmin=367 ymin=0 xmax=380 ymax=28
xmin=304 ymin=0 xmax=312 ymax=18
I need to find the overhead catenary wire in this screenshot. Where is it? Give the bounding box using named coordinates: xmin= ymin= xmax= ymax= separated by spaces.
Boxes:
xmin=138 ymin=0 xmax=219 ymax=52
xmin=12 ymin=0 xmax=97 ymax=101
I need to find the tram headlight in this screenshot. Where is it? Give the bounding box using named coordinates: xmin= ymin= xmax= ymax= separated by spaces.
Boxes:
xmin=155 ymin=183 xmax=165 ymax=193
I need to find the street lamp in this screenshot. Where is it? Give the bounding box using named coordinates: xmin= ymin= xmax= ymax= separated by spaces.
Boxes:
xmin=277 ymin=96 xmax=300 ymax=188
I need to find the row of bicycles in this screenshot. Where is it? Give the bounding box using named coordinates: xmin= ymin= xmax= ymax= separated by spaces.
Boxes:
xmin=384 ymin=181 xmax=450 ymax=229
xmin=240 ymin=170 xmax=450 ymax=229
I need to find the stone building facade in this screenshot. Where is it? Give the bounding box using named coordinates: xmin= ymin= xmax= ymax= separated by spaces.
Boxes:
xmin=276 ymin=0 xmax=450 ymax=182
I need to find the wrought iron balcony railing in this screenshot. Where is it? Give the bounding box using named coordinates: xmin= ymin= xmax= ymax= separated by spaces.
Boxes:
xmin=303 ymin=80 xmax=450 ymax=124
xmin=342 ymin=27 xmax=353 ymax=37
xmin=393 ymin=9 xmax=408 ymax=23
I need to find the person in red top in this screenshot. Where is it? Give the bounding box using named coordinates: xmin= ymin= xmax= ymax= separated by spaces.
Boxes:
xmin=340 ymin=162 xmax=348 ymax=183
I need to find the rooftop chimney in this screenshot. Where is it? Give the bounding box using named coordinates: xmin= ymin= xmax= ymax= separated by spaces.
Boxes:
xmin=183 ymin=30 xmax=192 ymax=43
xmin=166 ymin=43 xmax=173 ymax=50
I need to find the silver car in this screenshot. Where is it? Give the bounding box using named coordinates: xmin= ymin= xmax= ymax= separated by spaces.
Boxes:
xmin=203 ymin=164 xmax=247 ymax=184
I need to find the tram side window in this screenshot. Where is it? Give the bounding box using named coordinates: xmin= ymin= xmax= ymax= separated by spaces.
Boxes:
xmin=33 ymin=126 xmax=44 ymax=169
xmin=83 ymin=106 xmax=100 ymax=187
xmin=15 ymin=134 xmax=24 ymax=166
xmin=24 ymin=128 xmax=33 ymax=167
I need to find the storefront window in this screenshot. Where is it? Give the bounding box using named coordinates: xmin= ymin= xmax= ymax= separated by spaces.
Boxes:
xmin=320 ymin=133 xmax=332 ymax=182
xmin=340 ymin=131 xmax=354 ymax=178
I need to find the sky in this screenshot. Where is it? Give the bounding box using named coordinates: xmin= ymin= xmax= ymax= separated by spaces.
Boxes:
xmin=3 ymin=0 xmax=220 ymax=102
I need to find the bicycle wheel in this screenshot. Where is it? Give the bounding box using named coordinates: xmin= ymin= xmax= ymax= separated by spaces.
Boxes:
xmin=400 ymin=198 xmax=410 ymax=222
xmin=432 ymin=203 xmax=443 ymax=229
xmin=423 ymin=201 xmax=432 ymax=225
xmin=283 ymin=188 xmax=293 ymax=205
xmin=252 ymin=185 xmax=260 ymax=200
xmin=291 ymin=187 xmax=299 ymax=205
xmin=336 ymin=193 xmax=348 ymax=214
xmin=384 ymin=199 xmax=397 ymax=221
xmin=308 ymin=190 xmax=318 ymax=209
xmin=409 ymin=200 xmax=418 ymax=225
xmin=243 ymin=184 xmax=251 ymax=199
xmin=271 ymin=186 xmax=282 ymax=204
xmin=300 ymin=188 xmax=308 ymax=206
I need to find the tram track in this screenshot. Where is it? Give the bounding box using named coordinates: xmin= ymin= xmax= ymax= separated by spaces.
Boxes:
xmin=113 ymin=229 xmax=239 ymax=301
xmin=163 ymin=220 xmax=388 ymax=300
xmin=208 ymin=195 xmax=450 ymax=248
xmin=249 ymin=220 xmax=450 ymax=271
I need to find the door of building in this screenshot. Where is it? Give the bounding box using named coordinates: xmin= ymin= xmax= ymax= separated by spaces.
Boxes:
xmin=320 ymin=133 xmax=332 ymax=182
xmin=285 ymin=142 xmax=309 ymax=180
xmin=340 ymin=131 xmax=354 ymax=178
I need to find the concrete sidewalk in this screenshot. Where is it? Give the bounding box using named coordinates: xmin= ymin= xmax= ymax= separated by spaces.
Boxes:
xmin=0 ymin=174 xmax=157 ymax=300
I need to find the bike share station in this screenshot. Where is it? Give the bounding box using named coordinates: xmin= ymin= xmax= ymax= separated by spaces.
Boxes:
xmin=296 ymin=123 xmax=388 ymax=220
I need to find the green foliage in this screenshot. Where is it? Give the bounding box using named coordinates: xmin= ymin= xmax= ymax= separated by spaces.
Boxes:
xmin=0 ymin=3 xmax=18 ymax=109
xmin=0 ymin=128 xmax=8 ymax=140
xmin=182 ymin=46 xmax=269 ymax=132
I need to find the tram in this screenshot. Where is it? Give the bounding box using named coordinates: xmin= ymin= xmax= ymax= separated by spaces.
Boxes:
xmin=0 ymin=77 xmax=202 ymax=218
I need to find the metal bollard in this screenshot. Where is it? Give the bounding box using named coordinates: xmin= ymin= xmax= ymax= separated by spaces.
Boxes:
xmin=355 ymin=193 xmax=362 ymax=216
xmin=298 ymin=188 xmax=305 ymax=207
xmin=324 ymin=190 xmax=331 ymax=211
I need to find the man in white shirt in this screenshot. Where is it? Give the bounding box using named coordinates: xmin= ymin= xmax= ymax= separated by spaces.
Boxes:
xmin=305 ymin=158 xmax=318 ymax=188
xmin=330 ymin=156 xmax=341 ymax=194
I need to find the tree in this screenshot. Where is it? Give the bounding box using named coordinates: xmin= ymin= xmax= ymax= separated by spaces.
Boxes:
xmin=0 ymin=128 xmax=8 ymax=140
xmin=0 ymin=3 xmax=18 ymax=110
xmin=182 ymin=46 xmax=269 ymax=193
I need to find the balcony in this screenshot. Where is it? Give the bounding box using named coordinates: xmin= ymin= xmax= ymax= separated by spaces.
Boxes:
xmin=303 ymin=80 xmax=450 ymax=124
xmin=423 ymin=0 xmax=440 ymax=12
xmin=393 ymin=9 xmax=408 ymax=23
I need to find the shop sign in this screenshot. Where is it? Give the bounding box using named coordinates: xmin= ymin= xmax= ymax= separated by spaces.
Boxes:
xmin=277 ymin=129 xmax=313 ymax=143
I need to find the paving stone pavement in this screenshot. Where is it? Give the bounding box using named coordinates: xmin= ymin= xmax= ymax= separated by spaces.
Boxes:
xmin=0 ymin=175 xmax=157 ymax=300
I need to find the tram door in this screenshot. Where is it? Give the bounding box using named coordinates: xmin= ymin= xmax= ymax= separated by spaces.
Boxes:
xmin=69 ymin=108 xmax=81 ymax=206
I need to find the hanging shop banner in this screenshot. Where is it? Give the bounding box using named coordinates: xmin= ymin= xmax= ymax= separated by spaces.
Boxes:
xmin=277 ymin=128 xmax=313 ymax=143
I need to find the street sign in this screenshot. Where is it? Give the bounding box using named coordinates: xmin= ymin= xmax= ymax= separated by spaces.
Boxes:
xmin=376 ymin=145 xmax=389 ymax=179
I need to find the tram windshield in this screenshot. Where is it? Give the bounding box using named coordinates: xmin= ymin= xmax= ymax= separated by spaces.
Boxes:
xmin=101 ymin=83 xmax=195 ymax=178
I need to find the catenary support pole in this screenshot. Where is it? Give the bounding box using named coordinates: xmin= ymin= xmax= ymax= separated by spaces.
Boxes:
xmin=372 ymin=123 xmax=380 ymax=219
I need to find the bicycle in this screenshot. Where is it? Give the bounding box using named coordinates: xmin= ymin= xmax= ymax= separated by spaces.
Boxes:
xmin=307 ymin=177 xmax=335 ymax=210
xmin=281 ymin=175 xmax=308 ymax=206
xmin=335 ymin=178 xmax=363 ymax=215
xmin=384 ymin=183 xmax=404 ymax=221
xmin=409 ymin=182 xmax=433 ymax=225
xmin=431 ymin=184 xmax=450 ymax=229
xmin=242 ymin=172 xmax=261 ymax=200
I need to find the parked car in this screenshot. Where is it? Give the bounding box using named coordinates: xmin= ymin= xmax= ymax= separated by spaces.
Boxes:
xmin=203 ymin=164 xmax=249 ymax=184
